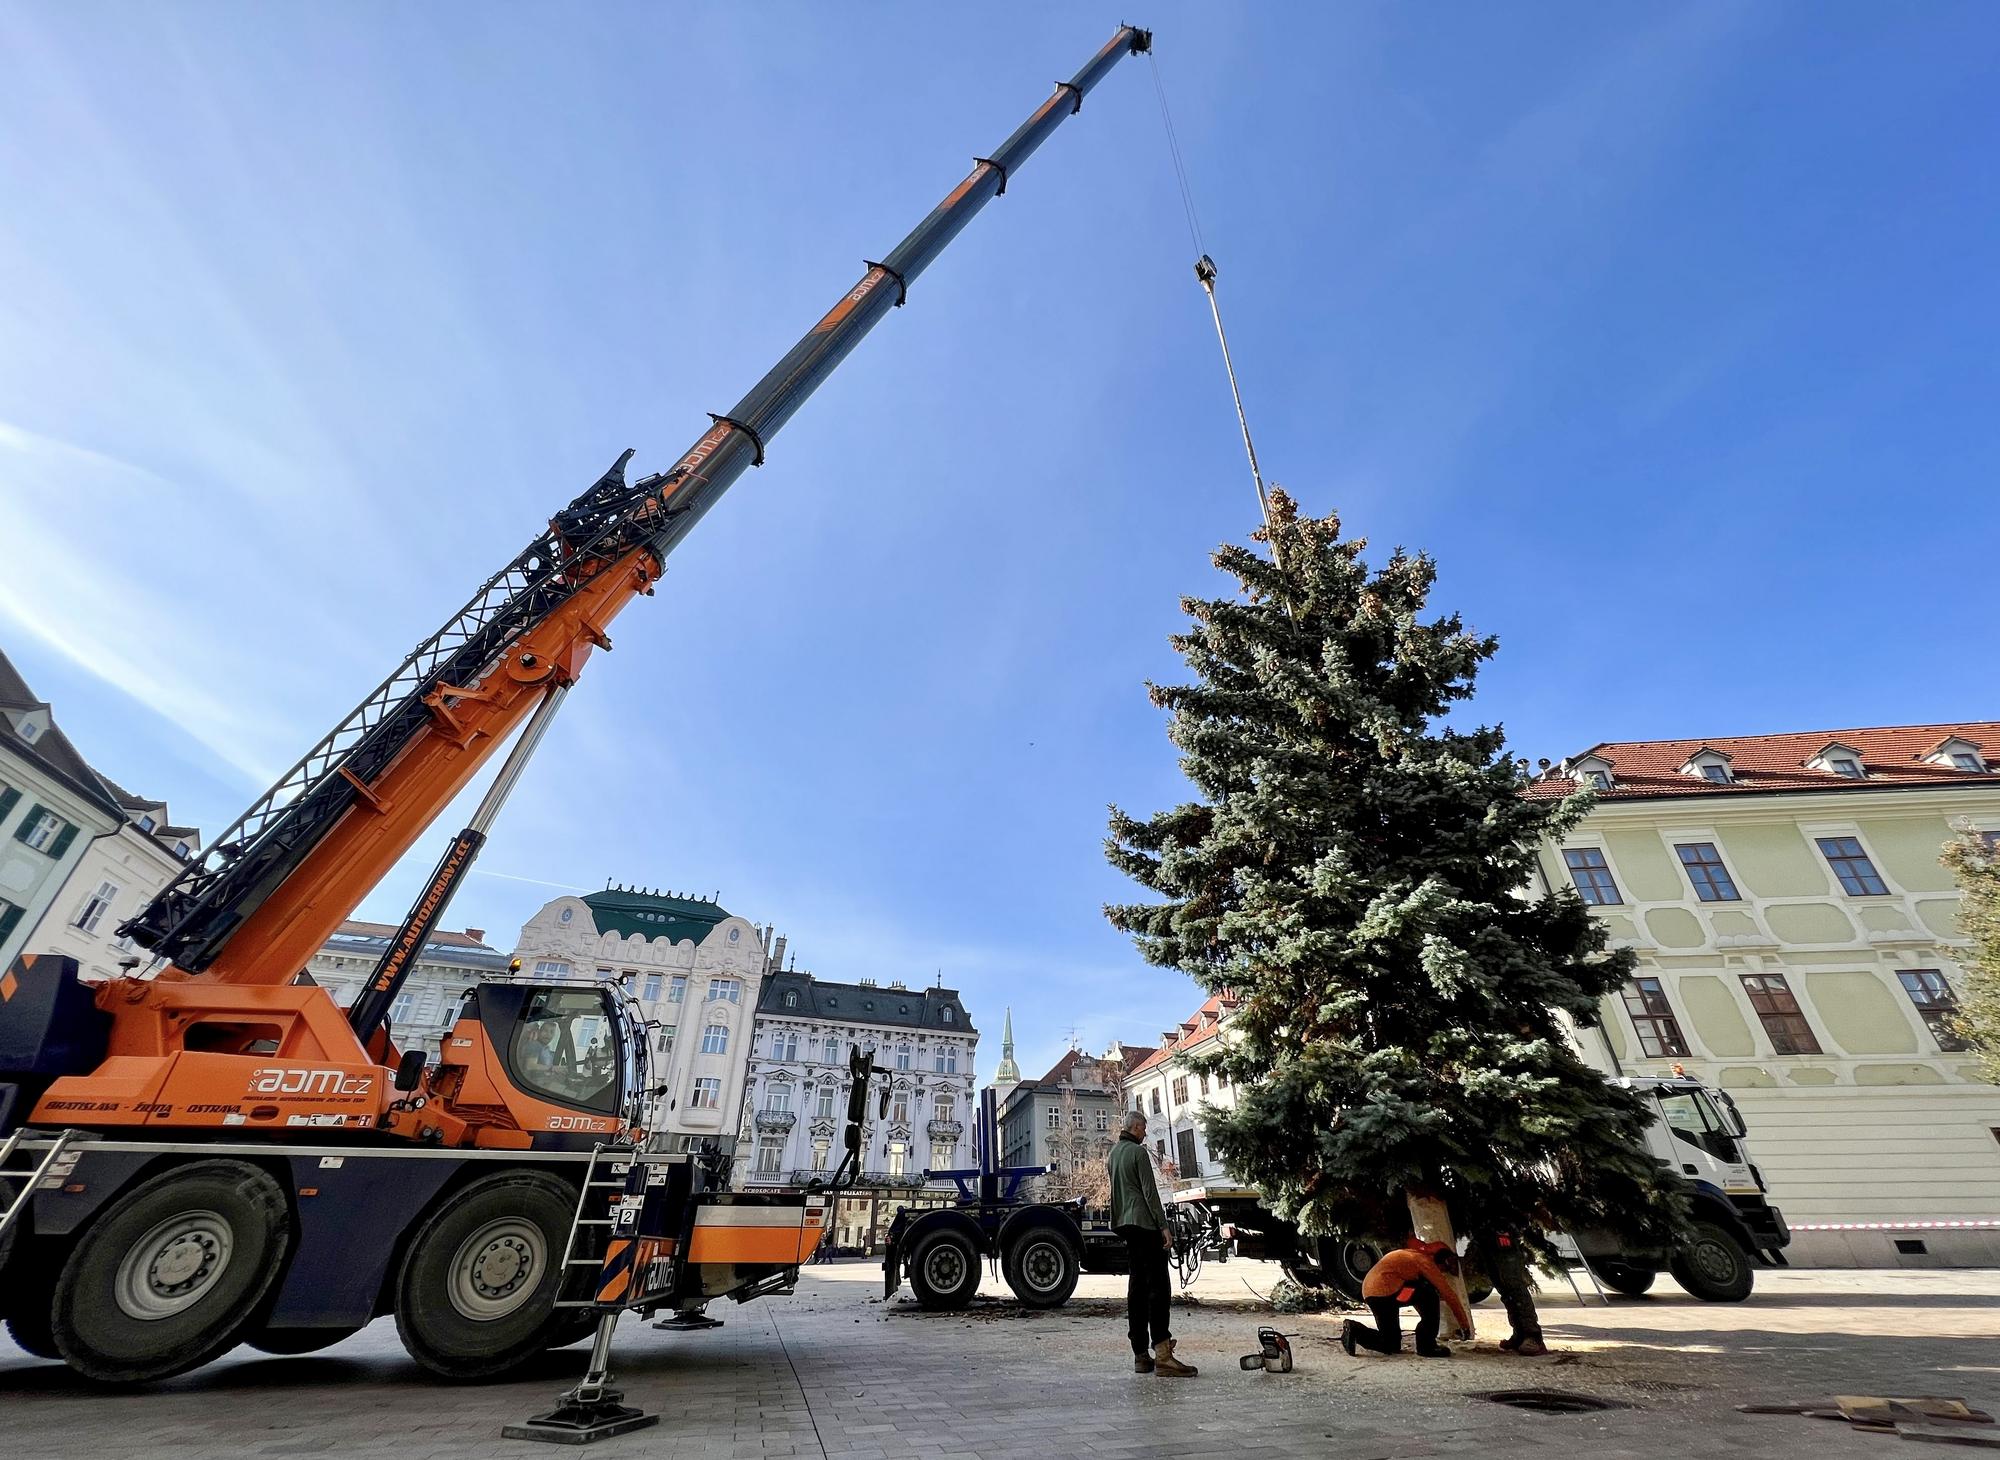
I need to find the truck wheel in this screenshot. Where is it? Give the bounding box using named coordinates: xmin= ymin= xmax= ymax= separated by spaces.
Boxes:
xmin=1325 ymin=1236 xmax=1382 ymax=1301
xmin=907 ymin=1229 xmax=980 ymax=1310
xmin=1585 ymin=1259 xmax=1657 ymax=1297
xmin=50 ymin=1160 xmax=291 ymax=1383
xmin=395 ymin=1171 xmax=574 ymax=1380
xmin=2 ymin=1235 xmax=64 ymax=1359
xmin=1668 ymin=1222 xmax=1753 ymax=1302
xmin=1002 ymin=1225 xmax=1079 ymax=1309
xmin=244 ymin=1325 xmax=365 ymax=1355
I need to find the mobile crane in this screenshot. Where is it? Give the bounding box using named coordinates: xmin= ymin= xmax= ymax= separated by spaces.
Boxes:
xmin=0 ymin=23 xmax=1153 ymax=1386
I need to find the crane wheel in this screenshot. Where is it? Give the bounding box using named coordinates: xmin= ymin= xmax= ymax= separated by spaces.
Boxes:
xmin=394 ymin=1170 xmax=574 ymax=1380
xmin=1001 ymin=1225 xmax=1079 ymax=1309
xmin=4 ymin=1245 xmax=64 ymax=1360
xmin=50 ymin=1159 xmax=291 ymax=1384
xmin=907 ymin=1228 xmax=981 ymax=1310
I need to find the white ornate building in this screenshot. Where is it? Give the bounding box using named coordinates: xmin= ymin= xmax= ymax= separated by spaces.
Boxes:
xmin=305 ymin=920 xmax=510 ymax=1057
xmin=739 ymin=969 xmax=977 ymax=1254
xmin=511 ymin=886 xmax=775 ymax=1152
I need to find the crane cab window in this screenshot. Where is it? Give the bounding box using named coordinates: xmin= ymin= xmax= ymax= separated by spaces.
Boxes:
xmin=510 ymin=987 xmax=619 ymax=1114
xmin=1654 ymin=1087 xmax=1739 ymax=1164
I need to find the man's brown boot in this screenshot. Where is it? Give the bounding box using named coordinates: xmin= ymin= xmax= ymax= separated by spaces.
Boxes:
xmin=1133 ymin=1352 xmax=1155 ymax=1373
xmin=1153 ymin=1340 xmax=1197 ymax=1377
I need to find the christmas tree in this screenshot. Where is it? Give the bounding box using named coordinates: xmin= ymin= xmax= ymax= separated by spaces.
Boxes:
xmin=1105 ymin=491 xmax=1684 ymax=1323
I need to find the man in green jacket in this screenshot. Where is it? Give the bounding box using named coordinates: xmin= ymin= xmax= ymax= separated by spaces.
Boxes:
xmin=1107 ymin=1110 xmax=1196 ymax=1376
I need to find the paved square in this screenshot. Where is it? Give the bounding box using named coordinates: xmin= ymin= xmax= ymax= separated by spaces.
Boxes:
xmin=5 ymin=1260 xmax=1995 ymax=1459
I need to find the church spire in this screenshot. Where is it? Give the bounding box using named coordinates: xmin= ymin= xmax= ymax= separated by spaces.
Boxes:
xmin=993 ymin=1005 xmax=1021 ymax=1094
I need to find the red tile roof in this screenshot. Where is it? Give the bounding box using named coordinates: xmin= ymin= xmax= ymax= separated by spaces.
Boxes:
xmin=1525 ymin=722 xmax=1999 ymax=802
xmin=1034 ymin=1043 xmax=1159 ymax=1087
xmin=334 ymin=919 xmax=498 ymax=951
xmin=1130 ymin=993 xmax=1240 ymax=1075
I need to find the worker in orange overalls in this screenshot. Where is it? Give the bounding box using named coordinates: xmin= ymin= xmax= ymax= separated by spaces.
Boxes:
xmin=1341 ymin=1238 xmax=1473 ymax=1359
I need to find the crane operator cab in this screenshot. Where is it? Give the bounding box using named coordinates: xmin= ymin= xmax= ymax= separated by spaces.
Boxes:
xmin=430 ymin=977 xmax=646 ymax=1148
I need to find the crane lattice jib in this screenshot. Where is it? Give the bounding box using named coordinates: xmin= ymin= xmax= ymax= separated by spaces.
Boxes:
xmin=123 ymin=25 xmax=1151 ymax=974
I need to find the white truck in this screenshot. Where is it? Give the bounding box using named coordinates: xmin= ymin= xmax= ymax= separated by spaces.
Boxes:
xmin=1178 ymin=1074 xmax=1790 ymax=1303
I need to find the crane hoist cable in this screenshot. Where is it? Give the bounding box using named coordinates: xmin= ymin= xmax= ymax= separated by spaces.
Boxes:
xmin=1149 ymin=50 xmax=1282 ymax=570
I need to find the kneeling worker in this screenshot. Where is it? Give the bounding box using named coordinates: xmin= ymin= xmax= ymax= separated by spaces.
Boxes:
xmin=1341 ymin=1238 xmax=1472 ymax=1359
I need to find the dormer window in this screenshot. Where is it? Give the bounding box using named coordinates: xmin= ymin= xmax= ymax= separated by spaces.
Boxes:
xmin=1806 ymin=741 xmax=1867 ymax=779
xmin=1830 ymin=758 xmax=1863 ymax=778
xmin=137 ymin=815 xmax=156 ymax=832
xmin=1678 ymin=747 xmax=1734 ymax=785
xmin=1586 ymin=769 xmax=1611 ymax=790
xmin=1922 ymin=736 xmax=1988 ymax=773
xmin=1563 ymin=754 xmax=1615 ymax=792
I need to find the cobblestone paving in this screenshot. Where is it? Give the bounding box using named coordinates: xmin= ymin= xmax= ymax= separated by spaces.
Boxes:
xmin=5 ymin=1262 xmax=1995 ymax=1459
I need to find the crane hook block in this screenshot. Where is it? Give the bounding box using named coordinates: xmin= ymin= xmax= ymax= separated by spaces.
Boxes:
xmin=1195 ymin=254 xmax=1217 ymax=285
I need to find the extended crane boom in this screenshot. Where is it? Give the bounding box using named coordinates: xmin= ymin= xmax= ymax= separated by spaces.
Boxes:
xmin=122 ymin=24 xmax=1152 ymax=995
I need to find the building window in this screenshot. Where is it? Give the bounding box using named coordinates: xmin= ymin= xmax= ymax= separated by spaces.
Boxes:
xmin=707 ymin=978 xmax=740 ymax=1003
xmin=1816 ymin=836 xmax=1889 ymax=896
xmin=935 ymin=1047 xmax=957 ymax=1074
xmin=1070 ymin=1107 xmax=1084 ymax=1129
xmin=887 ymin=1144 xmax=907 ymax=1178
xmin=1674 ymin=843 xmax=1740 ymax=902
xmin=1171 ymin=1076 xmax=1188 ymax=1104
xmin=0 ymin=896 xmax=26 ymax=945
xmin=1045 ymin=1107 xmax=1060 ymax=1130
xmin=1198 ymin=1073 xmax=1210 ymax=1096
xmin=136 ymin=814 xmax=156 ymax=833
xmin=784 ymin=990 xmax=799 ymax=1008
xmin=1740 ymin=973 xmax=1821 ymax=1055
xmin=1619 ymin=977 xmax=1690 ymax=1058
xmin=690 ymin=1077 xmax=722 ymax=1110
xmin=816 ymin=1086 xmax=835 ymax=1118
xmin=1830 ymin=757 xmax=1864 ymax=778
xmin=1094 ymin=1109 xmax=1108 ymax=1132
xmin=72 ymin=880 xmax=119 ymax=934
xmin=533 ymin=959 xmax=571 ymax=977
xmin=776 ymin=1031 xmax=799 ymax=1061
xmin=1951 ymin=752 xmax=1984 ymax=772
xmin=668 ymin=975 xmax=687 ymax=1003
xmin=930 ymin=1141 xmax=954 ymax=1169
xmin=1699 ymin=762 xmax=1731 ymax=784
xmin=1897 ymin=970 xmax=1968 ymax=1052
xmin=755 ymin=1138 xmax=783 ymax=1175
xmin=811 ymin=1140 xmax=830 ymax=1172
xmin=390 ymin=991 xmax=416 ymax=1024
xmin=17 ymin=807 xmax=72 ymax=854
xmin=767 ymin=1085 xmax=792 ymax=1114
xmin=1562 ymin=847 xmax=1622 ymax=905
xmin=934 ymin=1096 xmax=955 ymax=1123
xmin=700 ymin=1023 xmax=729 ymax=1055
xmin=641 ymin=972 xmax=662 ymax=1001
xmin=1149 ymin=1090 xmax=1161 ymax=1115
xmin=1586 ymin=769 xmax=1612 ymax=791
xmin=942 ymin=1007 xmax=955 ymax=1024
xmin=897 ymin=1045 xmax=911 ymax=1071
xmin=657 ymin=1026 xmax=676 ymax=1054
xmin=892 ymin=1092 xmax=909 ymax=1124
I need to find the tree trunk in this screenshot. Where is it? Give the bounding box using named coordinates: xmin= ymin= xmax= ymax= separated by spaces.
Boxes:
xmin=1405 ymin=1188 xmax=1474 ymax=1338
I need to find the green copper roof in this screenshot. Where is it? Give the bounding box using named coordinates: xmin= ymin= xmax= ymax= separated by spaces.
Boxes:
xmin=582 ymin=886 xmax=731 ymax=945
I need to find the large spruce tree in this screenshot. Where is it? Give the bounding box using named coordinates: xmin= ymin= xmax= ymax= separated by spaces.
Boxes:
xmin=1105 ymin=491 xmax=1684 ymax=1289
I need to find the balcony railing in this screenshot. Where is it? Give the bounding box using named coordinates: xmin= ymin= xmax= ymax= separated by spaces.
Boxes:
xmin=754 ymin=1109 xmax=797 ymax=1132
xmin=926 ymin=1119 xmax=963 ymax=1140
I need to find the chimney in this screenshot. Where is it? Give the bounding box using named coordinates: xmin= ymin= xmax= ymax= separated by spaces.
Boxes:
xmin=463 ymin=928 xmax=486 ymax=945
xmin=771 ymin=935 xmax=788 ymax=972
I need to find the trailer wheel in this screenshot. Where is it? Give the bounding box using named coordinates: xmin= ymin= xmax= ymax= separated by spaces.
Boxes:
xmin=1585 ymin=1259 xmax=1657 ymax=1297
xmin=1668 ymin=1222 xmax=1753 ymax=1302
xmin=244 ymin=1325 xmax=365 ymax=1356
xmin=394 ymin=1170 xmax=574 ymax=1380
xmin=907 ymin=1229 xmax=980 ymax=1310
xmin=1002 ymin=1225 xmax=1078 ymax=1309
xmin=50 ymin=1159 xmax=291 ymax=1383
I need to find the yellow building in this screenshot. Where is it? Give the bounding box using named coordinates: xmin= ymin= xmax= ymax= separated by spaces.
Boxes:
xmin=1533 ymin=721 xmax=2000 ymax=1266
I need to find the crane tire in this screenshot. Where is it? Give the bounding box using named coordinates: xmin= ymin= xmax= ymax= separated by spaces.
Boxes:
xmin=51 ymin=1159 xmax=291 ymax=1383
xmin=1668 ymin=1221 xmax=1753 ymax=1302
xmin=1002 ymin=1224 xmax=1079 ymax=1309
xmin=394 ymin=1170 xmax=575 ymax=1380
xmin=907 ymin=1228 xmax=981 ymax=1310
xmin=2 ymin=1234 xmax=65 ymax=1360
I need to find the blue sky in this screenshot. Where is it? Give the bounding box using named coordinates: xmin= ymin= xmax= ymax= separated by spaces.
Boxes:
xmin=3 ymin=4 xmax=1995 ymax=1085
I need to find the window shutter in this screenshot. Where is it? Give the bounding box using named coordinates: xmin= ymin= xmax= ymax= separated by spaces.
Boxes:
xmin=11 ymin=804 xmax=43 ymax=845
xmin=49 ymin=820 xmax=79 ymax=859
xmin=0 ymin=786 xmax=19 ymax=824
xmin=0 ymin=901 xmax=22 ymax=945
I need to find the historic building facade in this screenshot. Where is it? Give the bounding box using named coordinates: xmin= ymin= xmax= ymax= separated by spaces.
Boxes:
xmin=1124 ymin=994 xmax=1243 ymax=1192
xmin=997 ymin=1041 xmax=1155 ymax=1196
xmin=512 ymin=886 xmax=774 ymax=1152
xmin=1 ymin=647 xmax=198 ymax=975
xmin=738 ymin=970 xmax=977 ymax=1254
xmin=305 ymin=921 xmax=510 ymax=1057
xmin=1533 ymin=721 xmax=2000 ymax=1265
